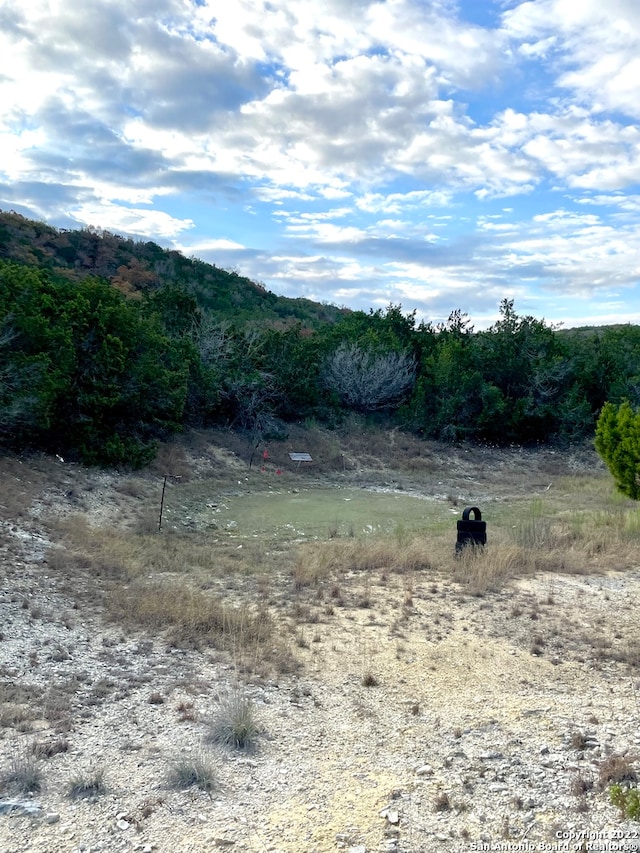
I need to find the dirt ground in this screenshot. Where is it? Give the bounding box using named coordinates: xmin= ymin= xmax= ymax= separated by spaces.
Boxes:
xmin=1 ymin=428 xmax=640 ymax=853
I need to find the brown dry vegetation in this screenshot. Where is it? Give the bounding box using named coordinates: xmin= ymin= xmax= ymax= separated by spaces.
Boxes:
xmin=4 ymin=427 xmax=640 ymax=675
xmin=2 ymin=425 xmax=640 ymax=850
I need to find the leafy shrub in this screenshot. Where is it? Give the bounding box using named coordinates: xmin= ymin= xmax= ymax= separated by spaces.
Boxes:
xmin=0 ymin=260 xmax=187 ymax=466
xmin=595 ymin=401 xmax=640 ymax=500
xmin=610 ymin=784 xmax=640 ymax=820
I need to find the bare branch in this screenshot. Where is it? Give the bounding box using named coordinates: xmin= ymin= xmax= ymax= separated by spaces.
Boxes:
xmin=321 ymin=343 xmax=416 ymax=411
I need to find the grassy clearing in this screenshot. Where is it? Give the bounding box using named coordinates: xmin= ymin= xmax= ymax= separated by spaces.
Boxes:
xmin=44 ymin=458 xmax=640 ymax=656
xmin=45 ymin=515 xmax=297 ymax=673
xmin=8 ymin=432 xmax=638 ymax=687
xmin=291 ymin=475 xmax=640 ymax=597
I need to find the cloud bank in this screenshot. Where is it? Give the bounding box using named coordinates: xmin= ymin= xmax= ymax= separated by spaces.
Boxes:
xmin=2 ymin=0 xmax=640 ymax=327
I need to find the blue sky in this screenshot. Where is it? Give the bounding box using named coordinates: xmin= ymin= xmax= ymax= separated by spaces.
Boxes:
xmin=2 ymin=0 xmax=640 ymax=329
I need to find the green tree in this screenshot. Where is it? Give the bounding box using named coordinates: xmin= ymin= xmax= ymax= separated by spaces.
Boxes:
xmin=595 ymin=400 xmax=640 ymax=500
xmin=0 ymin=262 xmax=75 ymax=439
xmin=429 ymin=310 xmax=481 ymax=441
xmin=475 ymin=300 xmax=566 ymax=443
xmin=0 ymin=260 xmax=187 ymax=466
xmin=259 ymin=325 xmax=330 ymax=420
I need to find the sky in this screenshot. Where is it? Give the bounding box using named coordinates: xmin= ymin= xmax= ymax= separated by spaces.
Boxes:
xmin=2 ymin=0 xmax=640 ymax=330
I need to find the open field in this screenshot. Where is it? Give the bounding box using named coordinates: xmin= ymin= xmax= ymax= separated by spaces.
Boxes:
xmin=1 ymin=426 xmax=640 ymax=853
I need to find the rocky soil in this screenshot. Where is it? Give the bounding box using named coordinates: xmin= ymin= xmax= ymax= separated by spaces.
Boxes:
xmin=1 ymin=433 xmax=640 ymax=853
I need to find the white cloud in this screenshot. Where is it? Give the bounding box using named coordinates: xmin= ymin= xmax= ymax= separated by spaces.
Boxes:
xmin=503 ymin=0 xmax=640 ymax=118
xmin=480 ymin=108 xmax=640 ymax=192
xmin=1 ymin=0 xmax=640 ymax=327
xmin=71 ymin=201 xmax=194 ymax=238
xmin=356 ymin=189 xmax=452 ymax=214
xmin=286 ymin=223 xmax=368 ymax=243
xmin=186 ymin=238 xmax=246 ymax=251
xmin=368 ymin=0 xmax=507 ymax=87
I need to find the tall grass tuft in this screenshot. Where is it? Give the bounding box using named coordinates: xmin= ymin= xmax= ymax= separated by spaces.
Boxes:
xmin=207 ymin=689 xmax=259 ymax=750
xmin=67 ymin=766 xmax=107 ymax=799
xmin=512 ymin=499 xmax=553 ymax=549
xmin=168 ymin=752 xmax=217 ymax=794
xmin=295 ymin=535 xmax=434 ymax=581
xmin=450 ymin=543 xmax=521 ymax=595
xmin=1 ymin=746 xmax=43 ymax=794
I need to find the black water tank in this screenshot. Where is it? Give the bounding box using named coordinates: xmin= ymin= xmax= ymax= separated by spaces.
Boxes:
xmin=456 ymin=506 xmax=487 ymax=553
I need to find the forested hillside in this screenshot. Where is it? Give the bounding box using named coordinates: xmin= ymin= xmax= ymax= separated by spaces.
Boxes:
xmin=1 ymin=210 xmax=639 ymax=467
xmin=0 ymin=211 xmax=345 ymax=327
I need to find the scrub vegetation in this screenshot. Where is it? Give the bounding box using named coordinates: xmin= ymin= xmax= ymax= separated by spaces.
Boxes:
xmin=2 ymin=428 xmax=640 ymax=842
xmin=4 ymin=213 xmax=640 ymax=845
xmin=3 ymin=211 xmax=640 ymax=472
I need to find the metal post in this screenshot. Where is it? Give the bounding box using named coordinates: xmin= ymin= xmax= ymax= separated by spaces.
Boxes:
xmin=158 ymin=475 xmax=167 ymax=532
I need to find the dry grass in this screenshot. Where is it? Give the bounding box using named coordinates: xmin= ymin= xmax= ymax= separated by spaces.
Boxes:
xmin=290 ymin=484 xmax=640 ymax=600
xmin=0 ymin=746 xmax=43 ymax=795
xmin=67 ymin=766 xmax=108 ymax=799
xmin=0 ymin=682 xmax=42 ymax=732
xmin=31 ymin=737 xmax=70 ymax=759
xmin=451 ymin=544 xmax=521 ymax=595
xmin=150 ymin=441 xmax=193 ymax=481
xmin=207 ymin=689 xmax=259 ymax=750
xmin=0 ymin=705 xmax=36 ymax=732
xmin=42 ymin=514 xmax=298 ymax=673
xmin=294 ymin=536 xmax=434 ymax=585
xmin=47 ymin=517 xmax=215 ymax=581
xmin=0 ymin=455 xmax=59 ymax=521
xmin=167 ymin=752 xmax=217 ymax=794
xmin=597 ymin=754 xmax=638 ymax=790
xmin=47 ymin=515 xmax=286 ymax=589
xmin=108 ymin=580 xmax=272 ymax=651
xmin=571 ymin=771 xmax=595 ymax=796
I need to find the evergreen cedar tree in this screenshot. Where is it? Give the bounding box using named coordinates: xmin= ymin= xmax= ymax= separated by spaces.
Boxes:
xmin=1 ymin=212 xmax=640 ymax=467
xmin=595 ymin=401 xmax=640 ymax=501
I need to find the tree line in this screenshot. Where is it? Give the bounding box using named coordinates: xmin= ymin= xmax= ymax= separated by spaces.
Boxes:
xmin=1 ymin=215 xmax=640 ymax=468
